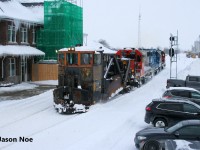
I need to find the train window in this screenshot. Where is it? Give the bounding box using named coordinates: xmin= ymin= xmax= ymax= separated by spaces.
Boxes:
xmin=66 ymin=53 xmax=78 ymax=65
xmin=103 ymin=55 xmax=109 ymax=61
xmin=121 ymin=51 xmax=126 ymax=57
xmin=137 ymin=56 xmax=141 ymax=62
xmin=59 ymin=53 xmax=64 ymax=65
xmin=188 ymin=77 xmax=198 ymax=82
xmin=94 ymin=54 xmax=101 ymax=65
xmin=81 ymin=53 xmax=93 ymax=65
xmin=130 ymin=52 xmax=135 ymax=59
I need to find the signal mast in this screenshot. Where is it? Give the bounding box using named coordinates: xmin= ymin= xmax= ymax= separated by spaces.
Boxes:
xmin=137 ymin=8 xmax=141 ymax=48
xmin=169 ymin=31 xmax=178 ymax=79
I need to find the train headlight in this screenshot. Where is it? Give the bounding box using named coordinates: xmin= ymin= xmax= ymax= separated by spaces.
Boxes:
xmin=68 ymin=47 xmax=75 ymax=51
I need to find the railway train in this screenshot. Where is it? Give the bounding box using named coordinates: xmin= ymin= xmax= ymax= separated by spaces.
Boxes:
xmin=53 ymin=46 xmax=166 ymax=113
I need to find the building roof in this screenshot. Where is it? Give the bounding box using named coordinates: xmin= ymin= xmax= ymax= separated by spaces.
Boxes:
xmin=16 ymin=0 xmax=44 ymax=2
xmin=0 ymin=0 xmax=43 ymax=24
xmin=59 ymin=41 xmax=116 ymax=54
xmin=0 ymin=45 xmax=45 ymax=56
xmin=168 ymin=87 xmax=199 ymax=92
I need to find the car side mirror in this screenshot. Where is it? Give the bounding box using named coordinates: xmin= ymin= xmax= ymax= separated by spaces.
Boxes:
xmin=174 ymin=131 xmax=179 ymax=137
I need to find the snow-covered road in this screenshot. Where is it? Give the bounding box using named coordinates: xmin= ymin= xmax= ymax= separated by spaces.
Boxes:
xmin=0 ymin=54 xmax=199 ymax=150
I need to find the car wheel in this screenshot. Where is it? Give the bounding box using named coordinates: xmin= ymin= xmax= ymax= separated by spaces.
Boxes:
xmin=143 ymin=140 xmax=161 ymax=150
xmin=153 ymin=118 xmax=167 ymax=127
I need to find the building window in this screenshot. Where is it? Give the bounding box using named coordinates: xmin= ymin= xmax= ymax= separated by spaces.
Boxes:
xmin=9 ymin=58 xmax=16 ymax=77
xmin=21 ymin=27 xmax=28 ymax=43
xmin=8 ymin=25 xmax=16 ymax=43
xmin=32 ymin=28 xmax=35 ymax=44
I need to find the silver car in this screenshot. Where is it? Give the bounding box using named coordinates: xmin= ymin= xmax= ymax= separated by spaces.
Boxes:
xmin=162 ymin=87 xmax=200 ymax=105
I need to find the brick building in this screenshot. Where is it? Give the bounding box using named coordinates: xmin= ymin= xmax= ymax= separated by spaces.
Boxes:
xmin=0 ymin=0 xmax=45 ymax=85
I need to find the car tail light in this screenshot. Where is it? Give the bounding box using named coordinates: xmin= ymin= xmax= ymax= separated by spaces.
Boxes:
xmin=163 ymin=96 xmax=171 ymax=99
xmin=146 ymin=106 xmax=151 ymax=111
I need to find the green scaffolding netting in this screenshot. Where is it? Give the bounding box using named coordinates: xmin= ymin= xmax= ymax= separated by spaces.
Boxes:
xmin=37 ymin=0 xmax=83 ymax=59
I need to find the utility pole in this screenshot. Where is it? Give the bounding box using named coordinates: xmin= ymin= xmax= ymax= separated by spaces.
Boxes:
xmin=169 ymin=31 xmax=178 ymax=79
xmin=137 ymin=7 xmax=141 ymax=48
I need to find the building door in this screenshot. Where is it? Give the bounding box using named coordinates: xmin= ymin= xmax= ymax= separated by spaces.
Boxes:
xmin=21 ymin=57 xmax=27 ymax=82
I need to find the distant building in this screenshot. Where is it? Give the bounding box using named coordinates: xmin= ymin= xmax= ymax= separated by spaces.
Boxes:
xmin=0 ymin=0 xmax=44 ymax=85
xmin=192 ymin=35 xmax=200 ymax=54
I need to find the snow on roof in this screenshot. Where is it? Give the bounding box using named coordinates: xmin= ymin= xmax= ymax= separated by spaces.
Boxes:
xmin=168 ymin=87 xmax=199 ymax=92
xmin=59 ymin=41 xmax=116 ymax=54
xmin=0 ymin=45 xmax=45 ymax=56
xmin=0 ymin=0 xmax=43 ymax=23
xmin=27 ymin=5 xmax=44 ymax=23
xmin=16 ymin=0 xmax=44 ymax=2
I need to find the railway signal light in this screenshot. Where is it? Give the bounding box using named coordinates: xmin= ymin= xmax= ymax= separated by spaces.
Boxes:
xmin=169 ymin=36 xmax=175 ymax=41
xmin=169 ymin=48 xmax=174 ymax=57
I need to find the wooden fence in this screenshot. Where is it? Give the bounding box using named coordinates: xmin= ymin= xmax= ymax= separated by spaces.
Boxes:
xmin=32 ymin=64 xmax=58 ymax=81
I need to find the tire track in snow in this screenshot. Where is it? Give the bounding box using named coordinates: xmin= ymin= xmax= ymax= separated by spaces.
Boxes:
xmin=0 ymin=112 xmax=79 ymax=150
xmin=0 ymin=106 xmax=52 ymax=129
xmin=0 ymin=90 xmax=54 ymax=128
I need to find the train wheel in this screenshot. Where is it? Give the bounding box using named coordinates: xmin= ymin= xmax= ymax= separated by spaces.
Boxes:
xmin=137 ymin=82 xmax=141 ymax=88
xmin=141 ymin=77 xmax=145 ymax=84
xmin=58 ymin=108 xmax=64 ymax=114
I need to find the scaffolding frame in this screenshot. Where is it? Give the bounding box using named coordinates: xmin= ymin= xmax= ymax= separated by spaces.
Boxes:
xmin=37 ymin=0 xmax=83 ymax=59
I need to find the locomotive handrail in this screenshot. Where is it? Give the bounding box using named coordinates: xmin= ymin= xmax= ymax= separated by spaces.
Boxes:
xmin=104 ymin=58 xmax=113 ymax=79
xmin=123 ymin=59 xmax=131 ymax=87
xmin=114 ymin=57 xmax=123 ymax=79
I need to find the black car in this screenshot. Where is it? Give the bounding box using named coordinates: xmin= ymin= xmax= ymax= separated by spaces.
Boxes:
xmin=134 ymin=120 xmax=200 ymax=150
xmin=162 ymin=87 xmax=200 ymax=105
xmin=145 ymin=98 xmax=200 ymax=127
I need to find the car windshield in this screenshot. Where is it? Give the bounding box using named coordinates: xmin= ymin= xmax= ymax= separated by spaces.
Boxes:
xmin=166 ymin=122 xmax=183 ymax=133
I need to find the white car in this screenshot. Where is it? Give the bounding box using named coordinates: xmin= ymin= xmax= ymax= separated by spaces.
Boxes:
xmin=162 ymin=87 xmax=200 ymax=105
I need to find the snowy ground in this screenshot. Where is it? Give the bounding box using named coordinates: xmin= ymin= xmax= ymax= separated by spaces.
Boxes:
xmin=0 ymin=53 xmax=200 ymax=150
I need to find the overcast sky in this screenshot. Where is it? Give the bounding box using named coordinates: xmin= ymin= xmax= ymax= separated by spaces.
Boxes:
xmin=83 ymin=0 xmax=200 ymax=50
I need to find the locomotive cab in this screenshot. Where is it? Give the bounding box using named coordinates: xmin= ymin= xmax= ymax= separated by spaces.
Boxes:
xmin=53 ymin=47 xmax=124 ymax=113
xmin=54 ymin=48 xmax=102 ymax=113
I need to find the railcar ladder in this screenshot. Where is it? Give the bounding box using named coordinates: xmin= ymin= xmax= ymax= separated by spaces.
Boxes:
xmin=123 ymin=59 xmax=131 ymax=87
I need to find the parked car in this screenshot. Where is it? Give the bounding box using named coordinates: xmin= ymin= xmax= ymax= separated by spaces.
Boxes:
xmin=134 ymin=120 xmax=200 ymax=150
xmin=162 ymin=87 xmax=200 ymax=105
xmin=165 ymin=139 xmax=200 ymax=150
xmin=166 ymin=75 xmax=200 ymax=91
xmin=145 ymin=98 xmax=200 ymax=127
